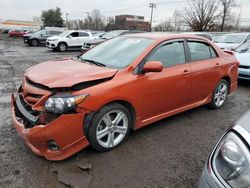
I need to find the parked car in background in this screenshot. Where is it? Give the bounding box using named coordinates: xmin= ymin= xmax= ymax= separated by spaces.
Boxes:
xmin=11 ymin=33 xmax=238 ymax=160
xmin=93 ymin=32 xmax=106 ymax=39
xmin=46 ymin=30 xmax=94 ymax=52
xmin=214 ymin=33 xmax=250 ymax=50
xmin=81 ymin=30 xmax=143 ymax=51
xmin=27 ymin=29 xmax=64 ymax=46
xmin=198 ymin=111 xmax=250 ymax=188
xmin=234 ymin=41 xmax=250 ymax=80
xmin=23 ymin=30 xmax=39 ymax=43
xmin=2 ymin=29 xmax=10 ymax=33
xmin=8 ymin=29 xmax=27 ymax=37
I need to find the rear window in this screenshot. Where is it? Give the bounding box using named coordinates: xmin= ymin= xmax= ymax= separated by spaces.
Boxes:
xmin=79 ymin=32 xmax=89 ymax=37
xmin=188 ymin=41 xmax=217 ymax=61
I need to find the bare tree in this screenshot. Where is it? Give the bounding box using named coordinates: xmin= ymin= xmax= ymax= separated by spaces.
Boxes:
xmin=154 ymin=18 xmax=174 ymax=31
xmin=172 ymin=10 xmax=182 ymax=31
xmin=183 ymin=0 xmax=219 ymax=31
xmin=83 ymin=9 xmax=105 ymax=30
xmin=220 ymin=0 xmax=236 ymax=31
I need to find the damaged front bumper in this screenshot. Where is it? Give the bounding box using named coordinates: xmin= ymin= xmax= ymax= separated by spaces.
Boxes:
xmin=11 ymin=94 xmax=90 ymax=161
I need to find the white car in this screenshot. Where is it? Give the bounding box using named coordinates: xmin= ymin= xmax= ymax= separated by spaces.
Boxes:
xmin=234 ymin=41 xmax=250 ymax=80
xmin=46 ymin=30 xmax=94 ymax=52
xmin=214 ymin=33 xmax=250 ymax=50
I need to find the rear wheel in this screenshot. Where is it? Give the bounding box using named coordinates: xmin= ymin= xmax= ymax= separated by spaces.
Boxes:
xmin=209 ymin=79 xmax=229 ymax=109
xmin=57 ymin=42 xmax=67 ymax=52
xmin=87 ymin=103 xmax=132 ymax=151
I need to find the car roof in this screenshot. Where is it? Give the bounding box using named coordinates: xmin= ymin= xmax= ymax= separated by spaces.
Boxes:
xmin=123 ymin=32 xmax=210 ymax=41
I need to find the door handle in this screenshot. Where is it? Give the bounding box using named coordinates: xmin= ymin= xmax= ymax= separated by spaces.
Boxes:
xmin=215 ymin=63 xmax=220 ymax=67
xmin=182 ymin=70 xmax=189 ymax=75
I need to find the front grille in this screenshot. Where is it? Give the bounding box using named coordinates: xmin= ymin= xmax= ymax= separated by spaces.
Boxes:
xmin=239 ymin=65 xmax=250 ymax=69
xmin=22 ymin=77 xmax=51 ymax=107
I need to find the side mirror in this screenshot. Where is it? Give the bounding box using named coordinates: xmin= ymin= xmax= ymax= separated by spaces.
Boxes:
xmin=68 ymin=35 xmax=72 ymax=39
xmin=142 ymin=61 xmax=163 ymax=73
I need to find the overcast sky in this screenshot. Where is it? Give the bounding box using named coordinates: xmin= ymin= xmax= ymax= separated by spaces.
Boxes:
xmin=0 ymin=0 xmax=250 ymax=25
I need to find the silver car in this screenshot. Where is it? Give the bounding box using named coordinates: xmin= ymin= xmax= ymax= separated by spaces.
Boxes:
xmin=235 ymin=41 xmax=250 ymax=80
xmin=198 ymin=111 xmax=250 ymax=187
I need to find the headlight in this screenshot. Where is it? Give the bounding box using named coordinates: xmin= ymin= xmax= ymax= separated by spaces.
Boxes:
xmin=212 ymin=132 xmax=250 ymax=187
xmin=50 ymin=39 xmax=58 ymax=41
xmin=44 ymin=94 xmax=88 ymax=114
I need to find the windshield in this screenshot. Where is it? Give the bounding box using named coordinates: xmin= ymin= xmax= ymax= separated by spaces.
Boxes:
xmin=58 ymin=30 xmax=72 ymax=37
xmin=34 ymin=30 xmax=44 ymax=35
xmin=101 ymin=30 xmax=127 ymax=39
xmin=215 ymin=34 xmax=246 ymax=43
xmin=80 ymin=36 xmax=154 ymax=69
xmin=235 ymin=42 xmax=250 ymax=53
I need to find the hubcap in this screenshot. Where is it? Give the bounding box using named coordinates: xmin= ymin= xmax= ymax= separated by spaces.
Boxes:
xmin=32 ymin=40 xmax=37 ymax=46
xmin=214 ymin=82 xmax=228 ymax=107
xmin=96 ymin=110 xmax=128 ymax=148
xmin=60 ymin=44 xmax=66 ymax=51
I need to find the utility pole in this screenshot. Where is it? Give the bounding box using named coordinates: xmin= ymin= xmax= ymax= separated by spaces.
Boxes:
xmin=149 ymin=3 xmax=156 ymax=31
xmin=66 ymin=13 xmax=69 ymax=29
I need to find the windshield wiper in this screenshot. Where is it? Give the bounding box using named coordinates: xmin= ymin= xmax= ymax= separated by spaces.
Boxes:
xmin=81 ymin=58 xmax=106 ymax=67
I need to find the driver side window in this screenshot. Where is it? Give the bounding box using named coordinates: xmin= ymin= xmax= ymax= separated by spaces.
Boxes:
xmin=147 ymin=41 xmax=186 ymax=68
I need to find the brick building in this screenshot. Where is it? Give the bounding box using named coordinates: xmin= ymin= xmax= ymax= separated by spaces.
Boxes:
xmin=114 ymin=15 xmax=150 ymax=31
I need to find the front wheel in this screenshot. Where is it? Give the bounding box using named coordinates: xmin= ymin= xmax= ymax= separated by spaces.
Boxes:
xmin=30 ymin=39 xmax=38 ymax=46
xmin=209 ymin=79 xmax=229 ymax=109
xmin=57 ymin=42 xmax=67 ymax=52
xmin=87 ymin=103 xmax=132 ymax=151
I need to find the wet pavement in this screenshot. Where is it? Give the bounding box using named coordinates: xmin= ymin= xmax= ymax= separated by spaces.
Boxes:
xmin=0 ymin=33 xmax=249 ymax=188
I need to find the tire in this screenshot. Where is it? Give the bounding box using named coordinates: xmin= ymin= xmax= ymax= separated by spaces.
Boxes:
xmin=87 ymin=103 xmax=132 ymax=152
xmin=209 ymin=79 xmax=229 ymax=109
xmin=57 ymin=42 xmax=67 ymax=52
xmin=30 ymin=39 xmax=38 ymax=47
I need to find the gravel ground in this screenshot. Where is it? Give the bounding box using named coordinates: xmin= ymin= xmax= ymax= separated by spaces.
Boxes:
xmin=0 ymin=33 xmax=249 ymax=188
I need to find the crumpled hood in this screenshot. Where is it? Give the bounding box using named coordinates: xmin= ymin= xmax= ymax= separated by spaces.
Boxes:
xmin=235 ymin=52 xmax=250 ymax=66
xmin=25 ymin=58 xmax=118 ymax=88
xmin=215 ymin=43 xmax=240 ymax=50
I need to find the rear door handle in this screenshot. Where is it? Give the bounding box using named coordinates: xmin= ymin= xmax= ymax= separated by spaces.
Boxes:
xmin=182 ymin=70 xmax=189 ymax=75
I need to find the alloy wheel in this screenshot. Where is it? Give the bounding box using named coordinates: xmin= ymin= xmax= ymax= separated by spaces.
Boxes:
xmin=214 ymin=82 xmax=228 ymax=107
xmin=96 ymin=110 xmax=128 ymax=148
xmin=59 ymin=43 xmax=66 ymax=52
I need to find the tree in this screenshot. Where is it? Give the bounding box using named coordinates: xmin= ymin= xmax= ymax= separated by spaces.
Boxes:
xmin=83 ymin=9 xmax=105 ymax=30
xmin=183 ymin=0 xmax=219 ymax=31
xmin=154 ymin=18 xmax=174 ymax=31
xmin=41 ymin=7 xmax=64 ymax=27
xmin=220 ymin=0 xmax=236 ymax=31
xmin=106 ymin=17 xmax=115 ymax=31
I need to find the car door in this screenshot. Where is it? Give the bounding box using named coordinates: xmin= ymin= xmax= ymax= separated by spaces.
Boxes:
xmin=78 ymin=32 xmax=91 ymax=47
xmin=67 ymin=32 xmax=79 ymax=47
xmin=186 ymin=40 xmax=222 ymax=103
xmin=134 ymin=40 xmax=192 ymax=120
xmin=40 ymin=30 xmax=50 ymax=43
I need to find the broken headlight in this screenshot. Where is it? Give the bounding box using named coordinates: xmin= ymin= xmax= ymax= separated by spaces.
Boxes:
xmin=212 ymin=132 xmax=250 ymax=187
xmin=44 ymin=94 xmax=88 ymax=114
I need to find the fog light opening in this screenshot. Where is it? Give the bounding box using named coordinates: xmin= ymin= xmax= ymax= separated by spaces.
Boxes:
xmin=47 ymin=140 xmax=59 ymax=151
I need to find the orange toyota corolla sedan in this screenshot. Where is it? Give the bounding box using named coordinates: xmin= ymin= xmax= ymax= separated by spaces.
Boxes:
xmin=11 ymin=33 xmax=239 ymax=160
